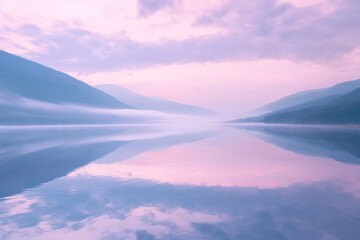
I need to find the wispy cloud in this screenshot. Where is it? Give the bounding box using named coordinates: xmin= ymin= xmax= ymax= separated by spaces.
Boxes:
xmin=1 ymin=0 xmax=360 ymax=73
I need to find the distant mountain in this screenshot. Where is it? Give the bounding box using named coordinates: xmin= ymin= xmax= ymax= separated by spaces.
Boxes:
xmin=255 ymin=79 xmax=360 ymax=114
xmin=0 ymin=50 xmax=131 ymax=109
xmin=261 ymin=87 xmax=360 ymax=124
xmin=0 ymin=50 xmax=146 ymax=125
xmin=232 ymin=79 xmax=360 ymax=124
xmin=260 ymin=105 xmax=360 ymax=124
xmin=96 ymin=84 xmax=216 ymax=117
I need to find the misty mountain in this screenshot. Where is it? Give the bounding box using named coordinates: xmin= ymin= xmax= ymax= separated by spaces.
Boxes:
xmin=0 ymin=50 xmax=131 ymax=109
xmin=0 ymin=50 xmax=167 ymax=125
xmin=0 ymin=100 xmax=157 ymax=125
xmin=255 ymin=79 xmax=360 ymax=114
xmin=232 ymin=79 xmax=360 ymax=124
xmin=260 ymin=87 xmax=360 ymax=124
xmin=96 ymin=84 xmax=216 ymax=117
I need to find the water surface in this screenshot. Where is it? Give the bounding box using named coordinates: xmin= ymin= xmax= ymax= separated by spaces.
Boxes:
xmin=1 ymin=124 xmax=360 ymax=240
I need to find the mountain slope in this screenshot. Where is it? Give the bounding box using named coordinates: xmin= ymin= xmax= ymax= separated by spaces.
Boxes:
xmin=331 ymin=87 xmax=360 ymax=105
xmin=246 ymin=87 xmax=360 ymax=124
xmin=231 ymin=80 xmax=360 ymax=124
xmin=96 ymin=84 xmax=216 ymax=117
xmin=256 ymin=79 xmax=360 ymax=114
xmin=0 ymin=50 xmax=131 ymax=109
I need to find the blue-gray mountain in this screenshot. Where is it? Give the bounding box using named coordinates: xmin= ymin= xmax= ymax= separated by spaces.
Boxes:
xmin=96 ymin=84 xmax=216 ymax=117
xmin=0 ymin=50 xmax=131 ymax=109
xmin=0 ymin=50 xmax=137 ymax=125
xmin=233 ymin=79 xmax=360 ymax=124
xmin=255 ymin=79 xmax=360 ymax=114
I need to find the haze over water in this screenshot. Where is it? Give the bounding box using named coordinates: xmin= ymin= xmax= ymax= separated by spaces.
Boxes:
xmin=1 ymin=125 xmax=360 ymax=240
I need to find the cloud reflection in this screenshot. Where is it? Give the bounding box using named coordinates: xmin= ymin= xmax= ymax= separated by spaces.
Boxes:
xmin=1 ymin=176 xmax=360 ymax=240
xmin=1 ymin=126 xmax=360 ymax=239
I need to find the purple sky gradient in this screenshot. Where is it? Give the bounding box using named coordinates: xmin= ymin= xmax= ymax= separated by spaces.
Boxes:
xmin=1 ymin=0 xmax=360 ymax=117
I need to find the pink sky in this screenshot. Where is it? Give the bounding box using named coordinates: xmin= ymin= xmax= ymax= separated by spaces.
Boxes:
xmin=1 ymin=0 xmax=360 ymax=117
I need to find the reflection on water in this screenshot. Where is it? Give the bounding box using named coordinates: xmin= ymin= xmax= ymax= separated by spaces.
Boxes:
xmin=234 ymin=124 xmax=360 ymax=165
xmin=0 ymin=125 xmax=215 ymax=198
xmin=1 ymin=124 xmax=360 ymax=240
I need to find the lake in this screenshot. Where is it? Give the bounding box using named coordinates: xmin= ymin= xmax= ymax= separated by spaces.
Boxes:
xmin=1 ymin=124 xmax=360 ymax=240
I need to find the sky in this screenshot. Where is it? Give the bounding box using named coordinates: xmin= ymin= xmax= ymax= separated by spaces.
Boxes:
xmin=0 ymin=0 xmax=360 ymax=117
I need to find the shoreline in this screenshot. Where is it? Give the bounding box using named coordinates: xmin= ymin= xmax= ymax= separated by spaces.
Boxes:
xmin=225 ymin=122 xmax=360 ymax=129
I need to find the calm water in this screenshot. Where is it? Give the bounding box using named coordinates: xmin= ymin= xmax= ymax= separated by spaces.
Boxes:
xmin=1 ymin=124 xmax=360 ymax=240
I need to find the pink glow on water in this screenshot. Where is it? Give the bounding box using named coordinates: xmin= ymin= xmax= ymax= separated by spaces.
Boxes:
xmin=72 ymin=128 xmax=360 ymax=189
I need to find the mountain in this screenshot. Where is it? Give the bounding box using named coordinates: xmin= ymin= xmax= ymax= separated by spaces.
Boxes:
xmin=232 ymin=79 xmax=360 ymax=124
xmin=331 ymin=87 xmax=360 ymax=105
xmin=0 ymin=50 xmax=131 ymax=109
xmin=261 ymin=105 xmax=360 ymax=124
xmin=260 ymin=87 xmax=360 ymax=124
xmin=0 ymin=50 xmax=147 ymax=125
xmin=96 ymin=84 xmax=216 ymax=117
xmin=255 ymin=79 xmax=360 ymax=114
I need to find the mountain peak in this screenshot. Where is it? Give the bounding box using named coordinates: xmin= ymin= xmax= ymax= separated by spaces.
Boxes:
xmin=255 ymin=79 xmax=360 ymax=115
xmin=96 ymin=84 xmax=217 ymax=117
xmin=0 ymin=50 xmax=131 ymax=109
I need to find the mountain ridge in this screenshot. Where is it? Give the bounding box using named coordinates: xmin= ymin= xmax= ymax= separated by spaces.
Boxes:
xmin=96 ymin=84 xmax=217 ymax=117
xmin=0 ymin=50 xmax=132 ymax=109
xmin=255 ymin=79 xmax=360 ymax=115
xmin=232 ymin=79 xmax=360 ymax=124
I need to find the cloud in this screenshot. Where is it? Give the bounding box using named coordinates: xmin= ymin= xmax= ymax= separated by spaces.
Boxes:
xmin=195 ymin=0 xmax=360 ymax=60
xmin=137 ymin=0 xmax=176 ymax=17
xmin=17 ymin=24 xmax=42 ymax=35
xmin=135 ymin=230 xmax=157 ymax=240
xmin=2 ymin=0 xmax=360 ymax=72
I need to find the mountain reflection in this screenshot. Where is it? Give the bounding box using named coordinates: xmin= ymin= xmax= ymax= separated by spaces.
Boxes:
xmin=1 ymin=125 xmax=360 ymax=240
xmin=0 ymin=126 xmax=215 ymax=199
xmin=233 ymin=124 xmax=360 ymax=165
